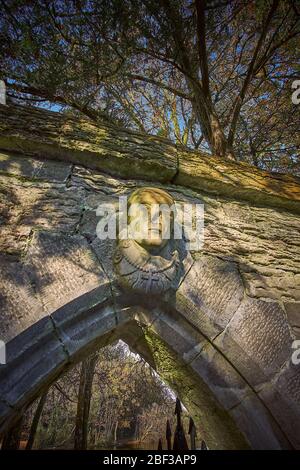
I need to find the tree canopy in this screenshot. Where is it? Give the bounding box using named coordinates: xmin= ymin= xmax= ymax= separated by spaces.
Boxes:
xmin=1 ymin=0 xmax=299 ymax=173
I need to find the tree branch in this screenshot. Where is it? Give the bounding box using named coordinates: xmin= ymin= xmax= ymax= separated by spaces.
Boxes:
xmin=107 ymin=85 xmax=147 ymax=132
xmin=227 ymin=0 xmax=279 ymax=147
xmin=5 ymin=81 xmax=112 ymax=123
xmin=54 ymin=383 xmax=77 ymax=404
xmin=254 ymin=29 xmax=300 ymax=76
xmin=124 ymin=73 xmax=191 ymax=100
xmin=195 ymin=0 xmax=211 ymax=99
xmin=160 ymin=0 xmax=194 ymax=79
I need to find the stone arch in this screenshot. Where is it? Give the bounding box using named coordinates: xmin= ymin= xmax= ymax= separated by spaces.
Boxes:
xmin=0 ymin=104 xmax=299 ymax=450
xmin=0 ymin=269 xmax=297 ymax=450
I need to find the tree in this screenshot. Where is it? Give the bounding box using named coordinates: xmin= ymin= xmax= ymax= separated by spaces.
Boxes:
xmin=18 ymin=341 xmax=176 ymax=449
xmin=74 ymin=352 xmax=99 ymax=450
xmin=1 ymin=0 xmax=299 ymax=168
xmin=25 ymin=390 xmax=49 ymax=450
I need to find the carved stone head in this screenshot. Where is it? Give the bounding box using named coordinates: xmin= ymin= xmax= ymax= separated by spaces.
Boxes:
xmin=127 ymin=187 xmax=175 ymax=249
xmin=113 ymin=187 xmax=186 ymax=295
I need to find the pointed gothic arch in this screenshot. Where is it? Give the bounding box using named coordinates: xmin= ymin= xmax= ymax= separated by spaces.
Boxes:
xmin=0 ymin=103 xmax=299 ymax=450
xmin=0 ymin=273 xmax=296 ymax=450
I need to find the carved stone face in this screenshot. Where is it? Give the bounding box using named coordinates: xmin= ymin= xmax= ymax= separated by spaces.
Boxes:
xmin=127 ymin=187 xmax=175 ymax=250
xmin=113 ymin=187 xmax=183 ymax=295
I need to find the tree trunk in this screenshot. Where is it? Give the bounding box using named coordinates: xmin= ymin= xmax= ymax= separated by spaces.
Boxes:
xmin=161 ymin=0 xmax=232 ymax=159
xmin=74 ymin=353 xmax=98 ymax=450
xmin=1 ymin=416 xmax=23 ymax=449
xmin=25 ymin=390 xmax=48 ymax=450
xmin=191 ymin=84 xmax=231 ymax=158
xmin=113 ymin=420 xmax=118 ymax=448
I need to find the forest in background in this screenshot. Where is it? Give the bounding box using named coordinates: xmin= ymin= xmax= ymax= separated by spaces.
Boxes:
xmin=15 ymin=342 xmax=190 ymax=450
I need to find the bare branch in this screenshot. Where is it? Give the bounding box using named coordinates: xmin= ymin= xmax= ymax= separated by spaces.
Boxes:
xmin=5 ymin=80 xmax=112 ymax=123
xmin=124 ymin=73 xmax=191 ymax=100
xmin=228 ymin=0 xmax=280 ymax=147
xmin=195 ymin=0 xmax=211 ymax=99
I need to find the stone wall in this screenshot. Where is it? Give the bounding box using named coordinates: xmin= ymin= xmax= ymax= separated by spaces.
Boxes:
xmin=0 ymin=149 xmax=299 ymax=340
xmin=0 ymin=104 xmax=299 ymax=449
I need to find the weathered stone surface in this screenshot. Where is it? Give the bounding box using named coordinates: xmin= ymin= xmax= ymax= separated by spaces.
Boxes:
xmin=175 ymin=256 xmax=244 ymax=338
xmin=0 ymin=400 xmax=13 ymax=431
xmin=0 ymin=254 xmax=44 ymax=341
xmin=258 ymin=362 xmax=300 ymax=449
xmin=119 ymin=320 xmax=156 ymax=369
xmin=52 ymin=301 xmax=133 ymax=362
xmin=0 ymin=172 xmax=83 ymax=255
xmin=228 ymin=392 xmax=292 ymax=450
xmin=284 ymin=302 xmax=300 ymax=337
xmin=0 ymin=151 xmax=72 ymax=182
xmin=23 ymin=231 xmax=106 ymax=315
xmin=72 ymin=165 xmax=139 ymax=194
xmin=91 ymin=237 xmax=117 ymax=280
xmin=143 ymin=329 xmax=250 ymax=450
xmin=0 ymin=315 xmax=69 ymax=409
xmin=0 ymin=290 xmax=295 ymax=449
xmin=0 ymin=103 xmax=299 ymax=449
xmin=275 ymin=362 xmax=300 ymax=407
xmin=2 ymin=144 xmax=296 ymax=305
xmin=146 ymin=310 xmax=208 ymax=364
xmin=189 ymin=343 xmax=249 ymax=410
xmin=71 ymin=167 xmax=300 ymax=303
xmin=0 ymin=104 xmax=177 ymax=183
xmin=176 ymin=149 xmax=300 ymax=214
xmin=202 ymin=201 xmax=300 ymax=302
xmin=0 ymin=295 xmax=136 ymax=431
xmin=1 ymin=104 xmax=300 ymax=213
xmin=215 ymin=297 xmax=293 ymax=386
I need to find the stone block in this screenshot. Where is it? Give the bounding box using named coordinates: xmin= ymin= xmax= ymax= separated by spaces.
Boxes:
xmin=229 ymin=392 xmax=291 ymax=449
xmin=258 ymin=358 xmax=300 ymax=448
xmin=0 ymin=315 xmax=68 ymax=409
xmin=215 ymin=297 xmax=293 ymax=386
xmin=23 ymin=231 xmax=106 ymax=314
xmin=0 ymin=400 xmax=14 ymax=430
xmin=285 ymin=302 xmax=300 ymax=335
xmin=0 ymin=151 xmax=72 ymax=182
xmin=175 ymin=256 xmax=244 ymax=339
xmin=148 ymin=310 xmax=207 ymax=364
xmin=0 ymin=254 xmax=44 ymax=341
xmin=189 ymin=343 xmax=249 ymax=410
xmin=51 ymin=299 xmax=135 ymax=361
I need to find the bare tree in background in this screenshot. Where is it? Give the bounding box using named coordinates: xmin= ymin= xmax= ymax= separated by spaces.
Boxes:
xmin=74 ymin=353 xmax=99 ymax=450
xmin=25 ymin=390 xmax=49 ymax=450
